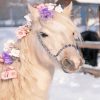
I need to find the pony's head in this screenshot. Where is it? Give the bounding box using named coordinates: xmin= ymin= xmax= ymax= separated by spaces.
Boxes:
xmin=28 ymin=3 xmax=83 ymax=73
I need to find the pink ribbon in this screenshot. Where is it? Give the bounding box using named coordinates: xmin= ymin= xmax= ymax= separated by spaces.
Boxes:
xmin=0 ymin=66 xmax=17 ymax=80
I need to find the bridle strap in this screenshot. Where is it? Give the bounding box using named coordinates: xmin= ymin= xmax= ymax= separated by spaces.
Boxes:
xmin=37 ymin=33 xmax=77 ymax=58
xmin=54 ymin=44 xmax=77 ymax=57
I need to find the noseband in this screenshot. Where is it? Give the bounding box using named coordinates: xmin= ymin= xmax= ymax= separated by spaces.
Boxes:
xmin=55 ymin=44 xmax=77 ymax=57
xmin=37 ymin=33 xmax=77 ymax=58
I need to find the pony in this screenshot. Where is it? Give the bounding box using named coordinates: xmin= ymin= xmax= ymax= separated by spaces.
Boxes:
xmin=81 ymin=30 xmax=99 ymax=67
xmin=0 ymin=3 xmax=83 ymax=100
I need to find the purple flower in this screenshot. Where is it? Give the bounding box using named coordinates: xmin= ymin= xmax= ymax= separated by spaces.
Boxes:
xmin=2 ymin=52 xmax=13 ymax=64
xmin=39 ymin=7 xmax=54 ymax=20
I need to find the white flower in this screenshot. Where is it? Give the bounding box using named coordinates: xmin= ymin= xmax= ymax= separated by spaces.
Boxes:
xmin=9 ymin=48 xmax=20 ymax=57
xmin=24 ymin=14 xmax=32 ymax=22
xmin=3 ymin=40 xmax=15 ymax=52
xmin=46 ymin=3 xmax=56 ymax=10
xmin=55 ymin=5 xmax=63 ymax=13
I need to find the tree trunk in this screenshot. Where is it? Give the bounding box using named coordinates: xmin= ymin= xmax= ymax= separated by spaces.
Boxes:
xmin=56 ymin=0 xmax=72 ymax=7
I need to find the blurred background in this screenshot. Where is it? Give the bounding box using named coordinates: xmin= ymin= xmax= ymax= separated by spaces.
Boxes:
xmin=0 ymin=0 xmax=99 ymax=30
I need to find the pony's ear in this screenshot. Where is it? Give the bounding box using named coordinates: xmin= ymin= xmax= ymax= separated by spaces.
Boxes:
xmin=28 ymin=4 xmax=40 ymax=22
xmin=62 ymin=2 xmax=72 ymax=16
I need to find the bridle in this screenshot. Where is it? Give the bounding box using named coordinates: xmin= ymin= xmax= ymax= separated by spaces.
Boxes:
xmin=54 ymin=44 xmax=77 ymax=57
xmin=37 ymin=33 xmax=77 ymax=59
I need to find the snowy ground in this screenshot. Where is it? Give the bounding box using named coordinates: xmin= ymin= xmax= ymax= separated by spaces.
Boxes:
xmin=0 ymin=27 xmax=100 ymax=100
xmin=49 ymin=64 xmax=100 ymax=100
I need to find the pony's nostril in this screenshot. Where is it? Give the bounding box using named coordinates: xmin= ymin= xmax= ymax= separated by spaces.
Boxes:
xmin=61 ymin=59 xmax=75 ymax=73
xmin=61 ymin=58 xmax=83 ymax=73
xmin=62 ymin=59 xmax=74 ymax=67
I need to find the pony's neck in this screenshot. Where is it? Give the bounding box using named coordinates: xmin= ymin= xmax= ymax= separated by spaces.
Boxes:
xmin=20 ymin=33 xmax=55 ymax=100
xmin=32 ymin=33 xmax=54 ymax=66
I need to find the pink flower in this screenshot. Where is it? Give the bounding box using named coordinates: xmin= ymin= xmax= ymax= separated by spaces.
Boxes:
xmin=16 ymin=25 xmax=30 ymax=39
xmin=36 ymin=3 xmax=46 ymax=10
xmin=0 ymin=66 xmax=17 ymax=80
xmin=0 ymin=54 xmax=4 ymax=63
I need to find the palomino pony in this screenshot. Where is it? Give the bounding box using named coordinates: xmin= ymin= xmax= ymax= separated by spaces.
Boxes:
xmin=0 ymin=3 xmax=83 ymax=100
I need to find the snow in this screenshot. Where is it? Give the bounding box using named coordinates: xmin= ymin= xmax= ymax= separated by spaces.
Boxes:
xmin=49 ymin=66 xmax=100 ymax=100
xmin=0 ymin=27 xmax=100 ymax=100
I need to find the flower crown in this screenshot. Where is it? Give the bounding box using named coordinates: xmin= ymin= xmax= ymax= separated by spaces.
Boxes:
xmin=36 ymin=3 xmax=63 ymax=20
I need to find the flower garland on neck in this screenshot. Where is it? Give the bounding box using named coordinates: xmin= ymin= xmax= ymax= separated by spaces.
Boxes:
xmin=0 ymin=40 xmax=19 ymax=80
xmin=0 ymin=18 xmax=31 ymax=81
xmin=36 ymin=3 xmax=63 ymax=20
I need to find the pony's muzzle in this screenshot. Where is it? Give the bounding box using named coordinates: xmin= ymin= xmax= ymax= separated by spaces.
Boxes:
xmin=61 ymin=58 xmax=79 ymax=73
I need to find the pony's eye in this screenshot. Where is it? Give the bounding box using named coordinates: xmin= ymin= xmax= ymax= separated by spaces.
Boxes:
xmin=73 ymin=33 xmax=75 ymax=35
xmin=40 ymin=32 xmax=48 ymax=38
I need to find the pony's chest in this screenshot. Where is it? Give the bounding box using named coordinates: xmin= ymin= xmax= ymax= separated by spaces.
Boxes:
xmin=35 ymin=67 xmax=54 ymax=91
